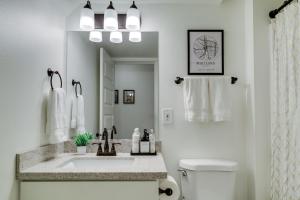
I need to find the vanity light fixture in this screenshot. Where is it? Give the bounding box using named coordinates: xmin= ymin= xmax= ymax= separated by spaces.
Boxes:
xmin=80 ymin=0 xmax=95 ymax=31
xmin=89 ymin=30 xmax=102 ymax=43
xmin=110 ymin=31 xmax=123 ymax=43
xmin=129 ymin=31 xmax=141 ymax=42
xmin=126 ymin=1 xmax=140 ymax=31
xmin=104 ymin=1 xmax=118 ymax=31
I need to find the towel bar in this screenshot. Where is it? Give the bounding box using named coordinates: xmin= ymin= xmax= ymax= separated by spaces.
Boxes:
xmin=175 ymin=76 xmax=238 ymax=85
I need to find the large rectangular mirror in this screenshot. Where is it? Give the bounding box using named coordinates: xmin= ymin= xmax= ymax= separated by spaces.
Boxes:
xmin=66 ymin=31 xmax=159 ymax=139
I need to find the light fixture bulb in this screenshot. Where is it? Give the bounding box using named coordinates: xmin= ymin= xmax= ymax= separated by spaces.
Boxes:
xmin=89 ymin=31 xmax=102 ymax=42
xmin=129 ymin=31 xmax=141 ymax=42
xmin=104 ymin=1 xmax=118 ymax=31
xmin=126 ymin=1 xmax=140 ymax=31
xmin=110 ymin=31 xmax=123 ymax=43
xmin=80 ymin=1 xmax=95 ymax=31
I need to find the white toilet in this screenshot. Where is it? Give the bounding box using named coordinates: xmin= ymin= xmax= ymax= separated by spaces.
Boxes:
xmin=179 ymin=159 xmax=238 ymax=200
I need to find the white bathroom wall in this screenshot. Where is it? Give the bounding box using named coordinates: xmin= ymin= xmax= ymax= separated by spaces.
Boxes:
xmin=0 ymin=0 xmax=280 ymax=200
xmin=0 ymin=1 xmax=75 ymax=200
xmin=114 ymin=64 xmax=154 ymax=139
xmin=66 ymin=32 xmax=99 ymax=135
xmin=67 ymin=0 xmax=248 ymax=199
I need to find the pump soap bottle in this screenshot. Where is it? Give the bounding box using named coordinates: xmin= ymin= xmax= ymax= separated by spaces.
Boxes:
xmin=140 ymin=129 xmax=150 ymax=153
xmin=149 ymin=129 xmax=156 ymax=153
xmin=131 ymin=128 xmax=141 ymax=153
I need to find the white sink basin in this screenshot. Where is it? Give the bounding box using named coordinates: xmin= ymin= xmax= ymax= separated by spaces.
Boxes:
xmin=58 ymin=157 xmax=135 ymax=170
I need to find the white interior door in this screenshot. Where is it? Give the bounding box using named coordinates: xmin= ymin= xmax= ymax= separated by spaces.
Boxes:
xmin=99 ymin=48 xmax=115 ymax=133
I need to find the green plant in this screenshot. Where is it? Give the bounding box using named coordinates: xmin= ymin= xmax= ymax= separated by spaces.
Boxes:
xmin=74 ymin=132 xmax=94 ymax=147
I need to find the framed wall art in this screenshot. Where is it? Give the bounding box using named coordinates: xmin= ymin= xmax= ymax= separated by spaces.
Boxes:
xmin=123 ymin=90 xmax=135 ymax=104
xmin=188 ymin=30 xmax=224 ymax=75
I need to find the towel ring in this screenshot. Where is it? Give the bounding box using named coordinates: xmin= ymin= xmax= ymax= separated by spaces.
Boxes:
xmin=47 ymin=68 xmax=62 ymax=90
xmin=72 ymin=79 xmax=82 ymax=97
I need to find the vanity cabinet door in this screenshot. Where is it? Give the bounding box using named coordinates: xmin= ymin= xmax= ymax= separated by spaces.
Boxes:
xmin=21 ymin=181 xmax=159 ymax=200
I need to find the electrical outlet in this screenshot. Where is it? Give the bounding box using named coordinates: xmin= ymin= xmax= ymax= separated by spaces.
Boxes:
xmin=162 ymin=108 xmax=173 ymax=124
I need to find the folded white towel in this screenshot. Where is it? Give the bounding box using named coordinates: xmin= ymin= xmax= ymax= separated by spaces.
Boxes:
xmin=209 ymin=77 xmax=232 ymax=122
xmin=70 ymin=97 xmax=77 ymax=129
xmin=76 ymin=95 xmax=85 ymax=133
xmin=46 ymin=88 xmax=67 ymax=144
xmin=70 ymin=95 xmax=85 ymax=133
xmin=183 ymin=77 xmax=210 ymax=122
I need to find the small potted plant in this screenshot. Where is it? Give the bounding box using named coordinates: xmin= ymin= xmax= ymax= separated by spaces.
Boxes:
xmin=74 ymin=132 xmax=94 ymax=154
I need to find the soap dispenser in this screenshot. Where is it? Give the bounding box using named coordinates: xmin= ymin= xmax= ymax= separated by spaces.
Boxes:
xmin=131 ymin=128 xmax=140 ymax=153
xmin=149 ymin=129 xmax=156 ymax=153
xmin=140 ymin=129 xmax=150 ymax=153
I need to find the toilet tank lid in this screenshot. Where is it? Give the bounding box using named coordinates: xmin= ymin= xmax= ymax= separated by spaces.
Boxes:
xmin=179 ymin=159 xmax=238 ymax=172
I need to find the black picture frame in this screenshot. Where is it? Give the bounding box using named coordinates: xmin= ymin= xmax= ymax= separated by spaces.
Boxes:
xmin=188 ymin=30 xmax=224 ymax=75
xmin=114 ymin=90 xmax=119 ymax=104
xmin=123 ymin=90 xmax=135 ymax=104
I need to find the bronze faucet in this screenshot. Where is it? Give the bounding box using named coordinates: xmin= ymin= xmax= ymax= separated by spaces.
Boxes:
xmin=93 ymin=128 xmax=121 ymax=156
xmin=110 ymin=125 xmax=117 ymax=139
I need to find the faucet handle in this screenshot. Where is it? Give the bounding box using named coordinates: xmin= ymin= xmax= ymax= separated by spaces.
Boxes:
xmin=111 ymin=142 xmax=121 ymax=153
xmin=92 ymin=142 xmax=103 ymax=153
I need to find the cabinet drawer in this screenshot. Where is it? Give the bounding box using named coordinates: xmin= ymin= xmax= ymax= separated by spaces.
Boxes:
xmin=21 ymin=181 xmax=159 ymax=200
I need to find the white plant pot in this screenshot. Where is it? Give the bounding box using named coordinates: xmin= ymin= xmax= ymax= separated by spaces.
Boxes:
xmin=77 ymin=146 xmax=87 ymax=154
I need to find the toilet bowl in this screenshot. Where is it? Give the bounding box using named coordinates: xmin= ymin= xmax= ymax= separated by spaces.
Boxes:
xmin=179 ymin=159 xmax=238 ymax=200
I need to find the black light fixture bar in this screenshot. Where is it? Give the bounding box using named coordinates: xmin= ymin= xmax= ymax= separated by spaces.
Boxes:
xmin=94 ymin=14 xmax=141 ymax=30
xmin=269 ymin=0 xmax=294 ymax=19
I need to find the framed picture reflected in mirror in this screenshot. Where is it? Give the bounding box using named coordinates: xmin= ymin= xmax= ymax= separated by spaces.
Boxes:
xmin=114 ymin=90 xmax=119 ymax=104
xmin=123 ymin=90 xmax=135 ymax=104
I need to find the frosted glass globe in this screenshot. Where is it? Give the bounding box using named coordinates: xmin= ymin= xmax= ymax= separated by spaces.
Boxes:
xmin=104 ymin=9 xmax=118 ymax=31
xmin=129 ymin=32 xmax=141 ymax=43
xmin=110 ymin=31 xmax=123 ymax=43
xmin=80 ymin=8 xmax=94 ymax=31
xmin=126 ymin=8 xmax=140 ymax=31
xmin=89 ymin=31 xmax=102 ymax=43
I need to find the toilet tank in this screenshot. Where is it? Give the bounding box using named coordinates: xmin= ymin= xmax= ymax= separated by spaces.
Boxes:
xmin=179 ymin=159 xmax=238 ymax=200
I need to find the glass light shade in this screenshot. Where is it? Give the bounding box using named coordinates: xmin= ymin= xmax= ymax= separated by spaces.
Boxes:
xmin=89 ymin=31 xmax=102 ymax=42
xmin=126 ymin=8 xmax=140 ymax=31
xmin=104 ymin=9 xmax=118 ymax=31
xmin=129 ymin=32 xmax=141 ymax=43
xmin=80 ymin=8 xmax=95 ymax=31
xmin=110 ymin=31 xmax=123 ymax=43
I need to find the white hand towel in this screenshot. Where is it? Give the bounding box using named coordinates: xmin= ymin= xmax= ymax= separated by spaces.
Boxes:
xmin=70 ymin=97 xmax=77 ymax=129
xmin=46 ymin=88 xmax=67 ymax=144
xmin=183 ymin=77 xmax=210 ymax=122
xmin=76 ymin=95 xmax=85 ymax=133
xmin=209 ymin=77 xmax=232 ymax=122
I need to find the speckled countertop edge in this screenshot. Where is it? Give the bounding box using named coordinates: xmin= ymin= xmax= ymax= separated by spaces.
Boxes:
xmin=17 ymin=153 xmax=168 ymax=181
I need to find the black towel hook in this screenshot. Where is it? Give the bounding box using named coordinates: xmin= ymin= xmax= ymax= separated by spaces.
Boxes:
xmin=72 ymin=79 xmax=82 ymax=97
xmin=47 ymin=68 xmax=62 ymax=90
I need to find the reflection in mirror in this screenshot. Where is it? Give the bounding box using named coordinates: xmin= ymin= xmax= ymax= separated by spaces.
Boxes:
xmin=66 ymin=31 xmax=159 ymax=139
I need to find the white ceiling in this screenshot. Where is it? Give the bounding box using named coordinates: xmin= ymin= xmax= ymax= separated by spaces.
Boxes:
xmin=78 ymin=31 xmax=158 ymax=58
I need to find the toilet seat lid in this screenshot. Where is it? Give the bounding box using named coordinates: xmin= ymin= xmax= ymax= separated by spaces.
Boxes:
xmin=179 ymin=159 xmax=238 ymax=172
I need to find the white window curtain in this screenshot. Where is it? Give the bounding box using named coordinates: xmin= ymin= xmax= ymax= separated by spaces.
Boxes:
xmin=270 ymin=2 xmax=300 ymax=200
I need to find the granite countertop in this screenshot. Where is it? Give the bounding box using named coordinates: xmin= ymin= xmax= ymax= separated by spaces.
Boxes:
xmin=17 ymin=153 xmax=168 ymax=181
